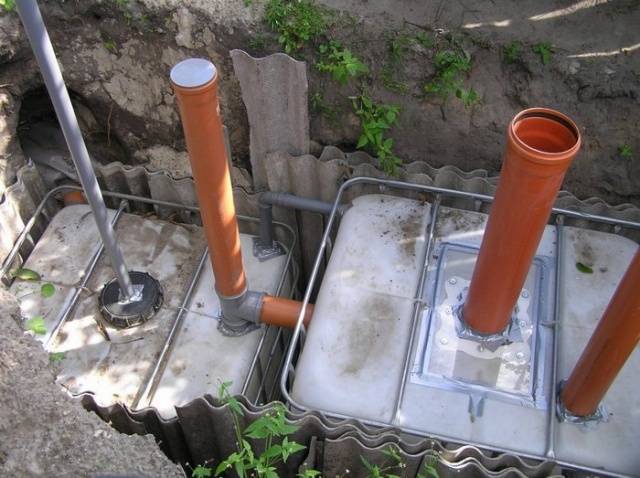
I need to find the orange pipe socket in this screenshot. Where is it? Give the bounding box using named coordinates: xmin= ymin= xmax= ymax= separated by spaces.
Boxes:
xmin=170 ymin=59 xmax=247 ymax=298
xmin=463 ymin=108 xmax=581 ymax=335
xmin=261 ymin=296 xmax=314 ymax=329
xmin=561 ymin=249 xmax=640 ymax=417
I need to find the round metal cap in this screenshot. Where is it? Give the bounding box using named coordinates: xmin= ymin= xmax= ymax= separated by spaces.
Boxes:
xmin=99 ymin=271 xmax=163 ymax=329
xmin=170 ymin=58 xmax=217 ymax=88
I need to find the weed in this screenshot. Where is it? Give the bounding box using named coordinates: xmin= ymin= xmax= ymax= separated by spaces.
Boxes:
xmin=351 ymin=94 xmax=401 ymax=176
xmin=210 ymin=380 xmax=315 ymax=478
xmin=103 ymin=39 xmax=117 ymax=53
xmin=316 ymin=40 xmax=368 ymax=84
xmin=456 ymin=87 xmax=480 ymax=108
xmin=503 ymin=41 xmax=521 ymax=64
xmin=361 ymin=444 xmax=439 ymax=478
xmin=49 ymin=352 xmax=66 ymax=364
xmin=25 ymin=316 xmax=46 ymax=335
xmin=414 ymin=32 xmax=433 ymax=49
xmin=619 ymin=144 xmax=633 ymax=158
xmin=424 ymin=49 xmax=476 ymax=107
xmin=113 ymin=0 xmax=129 ymax=7
xmin=0 ymin=0 xmax=15 ymax=12
xmin=380 ymin=34 xmax=413 ymax=94
xmin=310 ymin=91 xmax=337 ymax=121
xmin=248 ymin=35 xmax=267 ymax=51
xmin=243 ymin=0 xmax=253 ymax=6
xmin=265 ymin=0 xmax=326 ymax=54
xmin=532 ymin=42 xmax=554 ymax=65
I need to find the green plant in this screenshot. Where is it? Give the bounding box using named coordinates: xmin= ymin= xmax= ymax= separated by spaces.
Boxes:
xmin=316 ymin=41 xmax=368 ymax=84
xmin=619 ymin=144 xmax=633 ymax=158
xmin=532 ymin=42 xmax=554 ymax=65
xmin=265 ymin=0 xmax=326 ymax=54
xmin=25 ymin=316 xmax=46 ymax=335
xmin=49 ymin=352 xmax=66 ymax=364
xmin=248 ymin=35 xmax=267 ymax=51
xmin=456 ymin=87 xmax=480 ymax=108
xmin=576 ymin=262 xmax=594 ymax=274
xmin=114 ymin=0 xmax=129 ymax=7
xmin=103 ymin=39 xmax=117 ymax=53
xmin=414 ymin=32 xmax=433 ymax=49
xmin=0 ymin=0 xmax=15 ymax=12
xmin=351 ymin=94 xmax=401 ymax=176
xmin=503 ymin=41 xmax=521 ymax=64
xmin=424 ymin=50 xmax=477 ymax=107
xmin=310 ymin=91 xmax=337 ymax=121
xmin=360 ymin=445 xmax=438 ymax=478
xmin=243 ymin=0 xmax=253 ymax=6
xmin=213 ymin=381 xmax=313 ymax=478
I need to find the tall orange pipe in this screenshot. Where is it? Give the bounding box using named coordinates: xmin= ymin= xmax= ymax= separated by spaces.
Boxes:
xmin=171 ymin=58 xmax=311 ymax=330
xmin=171 ymin=59 xmax=247 ymax=298
xmin=463 ymin=108 xmax=581 ymax=335
xmin=561 ymin=249 xmax=640 ymax=416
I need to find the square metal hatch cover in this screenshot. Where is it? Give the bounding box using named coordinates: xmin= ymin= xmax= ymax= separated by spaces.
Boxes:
xmin=411 ymin=243 xmax=553 ymax=409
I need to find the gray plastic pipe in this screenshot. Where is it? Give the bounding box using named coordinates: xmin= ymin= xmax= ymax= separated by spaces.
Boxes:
xmin=258 ymin=191 xmax=348 ymax=249
xmin=16 ymin=0 xmax=135 ymax=299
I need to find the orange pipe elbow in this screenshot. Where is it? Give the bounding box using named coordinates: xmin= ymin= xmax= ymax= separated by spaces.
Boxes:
xmin=561 ymin=249 xmax=640 ymax=416
xmin=261 ymin=296 xmax=313 ymax=329
xmin=171 ymin=60 xmax=247 ymax=298
xmin=463 ymin=108 xmax=581 ymax=335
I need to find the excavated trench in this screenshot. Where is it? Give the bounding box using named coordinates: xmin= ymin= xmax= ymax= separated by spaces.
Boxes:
xmin=1 ymin=1 xmax=640 ymax=477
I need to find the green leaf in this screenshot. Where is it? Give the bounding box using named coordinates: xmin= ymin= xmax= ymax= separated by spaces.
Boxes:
xmin=576 ymin=262 xmax=594 ymax=274
xmin=25 ymin=316 xmax=46 ymax=335
xmin=11 ymin=268 xmax=41 ymax=281
xmin=49 ymin=352 xmax=66 ymax=364
xmin=192 ymin=465 xmax=213 ymax=478
xmin=297 ymin=470 xmax=321 ymax=478
xmin=41 ymin=283 xmax=55 ymax=298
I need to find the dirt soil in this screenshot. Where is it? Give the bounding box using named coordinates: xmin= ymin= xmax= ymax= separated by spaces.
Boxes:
xmin=0 ymin=0 xmax=638 ymax=205
xmin=0 ymin=288 xmax=184 ymax=478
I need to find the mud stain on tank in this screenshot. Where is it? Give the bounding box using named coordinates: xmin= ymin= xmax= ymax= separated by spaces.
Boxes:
xmin=435 ymin=207 xmax=486 ymax=238
xmin=341 ymin=296 xmax=399 ymax=376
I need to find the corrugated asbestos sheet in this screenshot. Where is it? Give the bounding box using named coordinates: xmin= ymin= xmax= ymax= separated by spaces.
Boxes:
xmin=2 ymin=148 xmax=638 ymax=476
xmin=77 ymin=393 xmax=562 ymax=478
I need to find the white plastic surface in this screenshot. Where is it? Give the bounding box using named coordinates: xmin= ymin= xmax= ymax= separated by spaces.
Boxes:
xmin=11 ymin=205 xmax=287 ymax=418
xmin=292 ymin=196 xmax=640 ymax=476
xmin=292 ymin=195 xmax=431 ymax=422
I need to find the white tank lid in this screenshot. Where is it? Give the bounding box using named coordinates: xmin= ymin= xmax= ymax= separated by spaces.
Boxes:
xmin=170 ymin=58 xmax=217 ymax=88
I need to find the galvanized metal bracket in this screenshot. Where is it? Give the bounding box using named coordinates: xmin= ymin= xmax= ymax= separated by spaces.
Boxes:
xmin=252 ymin=237 xmax=285 ymax=262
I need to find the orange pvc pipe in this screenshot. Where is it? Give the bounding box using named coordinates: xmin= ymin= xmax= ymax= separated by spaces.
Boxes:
xmin=561 ymin=249 xmax=640 ymax=416
xmin=463 ymin=108 xmax=581 ymax=335
xmin=261 ymin=296 xmax=313 ymax=329
xmin=171 ymin=60 xmax=247 ymax=298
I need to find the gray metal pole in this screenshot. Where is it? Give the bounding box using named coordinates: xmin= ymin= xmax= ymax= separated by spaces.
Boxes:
xmin=16 ymin=0 xmax=135 ymax=300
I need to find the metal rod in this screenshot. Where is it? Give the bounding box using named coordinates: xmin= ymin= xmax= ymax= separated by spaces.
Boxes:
xmin=545 ymin=214 xmax=564 ymax=458
xmin=44 ymin=201 xmax=128 ymax=351
xmin=392 ymin=194 xmax=441 ymax=422
xmin=15 ymin=0 xmax=134 ymax=299
xmin=135 ymin=248 xmax=209 ymax=408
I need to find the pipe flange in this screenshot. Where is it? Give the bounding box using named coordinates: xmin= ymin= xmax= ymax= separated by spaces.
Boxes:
xmin=99 ymin=271 xmax=163 ymax=329
xmin=556 ymin=381 xmax=608 ymax=426
xmin=218 ymin=290 xmax=264 ymax=336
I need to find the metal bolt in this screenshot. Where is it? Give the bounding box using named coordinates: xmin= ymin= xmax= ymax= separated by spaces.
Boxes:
xmin=516 ymin=351 xmax=525 ymax=360
xmin=440 ymin=337 xmax=449 ymax=345
xmin=448 ymin=277 xmax=457 ymax=285
xmin=521 ymin=290 xmax=529 ymax=299
xmin=519 ymin=320 xmax=527 ymax=328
